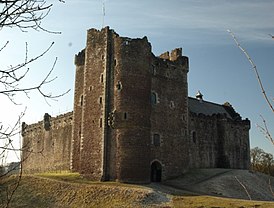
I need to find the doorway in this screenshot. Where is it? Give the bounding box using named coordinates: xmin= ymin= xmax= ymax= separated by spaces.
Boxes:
xmin=151 ymin=161 xmax=162 ymax=182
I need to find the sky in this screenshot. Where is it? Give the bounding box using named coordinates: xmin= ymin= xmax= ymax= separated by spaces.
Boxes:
xmin=1 ymin=0 xmax=274 ymax=163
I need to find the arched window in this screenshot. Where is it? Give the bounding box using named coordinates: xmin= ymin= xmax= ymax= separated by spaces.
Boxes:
xmin=153 ymin=134 xmax=161 ymax=147
xmin=151 ymin=92 xmax=157 ymax=105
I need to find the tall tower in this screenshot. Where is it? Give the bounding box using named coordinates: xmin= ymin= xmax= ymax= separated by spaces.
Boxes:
xmin=71 ymin=27 xmax=152 ymax=182
xmin=150 ymin=48 xmax=189 ymax=181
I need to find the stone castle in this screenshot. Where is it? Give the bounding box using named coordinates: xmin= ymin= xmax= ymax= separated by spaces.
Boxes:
xmin=22 ymin=27 xmax=250 ymax=183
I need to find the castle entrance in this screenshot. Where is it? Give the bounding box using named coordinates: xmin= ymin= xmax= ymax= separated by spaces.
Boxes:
xmin=150 ymin=161 xmax=162 ymax=182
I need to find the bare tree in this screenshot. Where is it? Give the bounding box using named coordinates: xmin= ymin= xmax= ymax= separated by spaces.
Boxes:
xmin=227 ymin=30 xmax=274 ymax=146
xmin=0 ymin=1 xmax=68 ymax=207
xmin=228 ymin=30 xmax=274 ymax=199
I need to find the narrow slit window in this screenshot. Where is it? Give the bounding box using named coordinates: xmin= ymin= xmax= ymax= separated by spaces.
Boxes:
xmin=170 ymin=101 xmax=175 ymax=109
xmin=151 ymin=92 xmax=157 ymax=105
xmin=100 ymin=118 xmax=102 ymax=128
xmin=101 ymin=74 xmax=104 ymax=83
xmin=152 ymin=65 xmax=156 ymax=75
xmin=80 ymin=95 xmax=83 ymax=106
xmin=153 ymin=134 xmax=161 ymax=147
xmin=192 ymin=131 xmax=197 ymax=143
xmin=124 ymin=112 xmax=128 ymax=120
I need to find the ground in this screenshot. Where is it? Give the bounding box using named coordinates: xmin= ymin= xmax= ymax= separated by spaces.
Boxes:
xmin=1 ymin=169 xmax=274 ymax=208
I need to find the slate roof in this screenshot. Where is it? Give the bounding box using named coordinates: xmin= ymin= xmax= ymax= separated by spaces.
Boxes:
xmin=188 ymin=97 xmax=241 ymax=120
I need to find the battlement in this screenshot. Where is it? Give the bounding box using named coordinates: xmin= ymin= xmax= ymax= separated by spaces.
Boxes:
xmin=156 ymin=48 xmax=189 ymax=75
xmin=74 ymin=49 xmax=85 ymax=66
xmin=189 ymin=111 xmax=250 ymax=128
xmin=159 ymin=48 xmax=182 ymax=61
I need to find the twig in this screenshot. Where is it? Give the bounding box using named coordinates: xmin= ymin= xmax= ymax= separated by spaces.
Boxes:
xmin=269 ymin=178 xmax=274 ymax=197
xmin=257 ymin=115 xmax=274 ymax=146
xmin=235 ymin=176 xmax=252 ymax=200
xmin=227 ymin=29 xmax=274 ymax=113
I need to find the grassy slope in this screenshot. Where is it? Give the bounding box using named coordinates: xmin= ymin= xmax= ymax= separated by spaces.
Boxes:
xmin=1 ymin=173 xmax=274 ymax=208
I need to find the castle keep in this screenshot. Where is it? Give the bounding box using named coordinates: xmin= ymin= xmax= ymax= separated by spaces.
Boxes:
xmin=22 ymin=27 xmax=250 ymax=183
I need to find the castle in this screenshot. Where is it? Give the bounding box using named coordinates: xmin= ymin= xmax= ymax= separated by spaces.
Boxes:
xmin=22 ymin=27 xmax=251 ymax=183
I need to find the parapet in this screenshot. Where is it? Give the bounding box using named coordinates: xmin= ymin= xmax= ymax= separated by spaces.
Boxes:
xmin=22 ymin=111 xmax=73 ymax=136
xmin=74 ymin=49 xmax=85 ymax=66
xmin=159 ymin=48 xmax=182 ymax=61
xmin=170 ymin=48 xmax=182 ymax=61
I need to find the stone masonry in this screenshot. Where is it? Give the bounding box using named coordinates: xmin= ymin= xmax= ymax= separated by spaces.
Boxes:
xmin=22 ymin=27 xmax=250 ymax=183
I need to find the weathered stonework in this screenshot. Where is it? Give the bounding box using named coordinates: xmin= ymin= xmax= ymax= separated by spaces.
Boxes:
xmin=22 ymin=27 xmax=250 ymax=182
xmin=22 ymin=112 xmax=73 ymax=173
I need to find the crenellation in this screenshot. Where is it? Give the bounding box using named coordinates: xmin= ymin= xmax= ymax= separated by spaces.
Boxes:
xmin=170 ymin=48 xmax=182 ymax=61
xmin=75 ymin=49 xmax=85 ymax=66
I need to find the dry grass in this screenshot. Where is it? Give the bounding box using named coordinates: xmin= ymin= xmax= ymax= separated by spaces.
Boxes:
xmin=173 ymin=195 xmax=274 ymax=208
xmin=0 ymin=173 xmax=169 ymax=208
xmin=1 ymin=172 xmax=274 ymax=208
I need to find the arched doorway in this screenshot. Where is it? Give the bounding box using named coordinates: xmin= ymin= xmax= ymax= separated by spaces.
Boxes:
xmin=151 ymin=161 xmax=162 ymax=182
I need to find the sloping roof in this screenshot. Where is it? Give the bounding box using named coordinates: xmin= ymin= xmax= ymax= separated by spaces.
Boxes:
xmin=188 ymin=97 xmax=240 ymax=120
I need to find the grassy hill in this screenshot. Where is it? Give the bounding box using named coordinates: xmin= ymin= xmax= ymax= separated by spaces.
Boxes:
xmin=1 ymin=170 xmax=274 ymax=208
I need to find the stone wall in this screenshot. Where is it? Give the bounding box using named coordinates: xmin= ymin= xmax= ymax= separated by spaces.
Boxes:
xmin=22 ymin=112 xmax=73 ymax=173
xmin=112 ymin=35 xmax=152 ymax=182
xmin=188 ymin=113 xmax=250 ymax=169
xmin=71 ymin=49 xmax=85 ymax=172
xmin=150 ymin=49 xmax=190 ymax=180
xmin=22 ymin=27 xmax=251 ymax=182
xmin=71 ymin=27 xmax=193 ymax=182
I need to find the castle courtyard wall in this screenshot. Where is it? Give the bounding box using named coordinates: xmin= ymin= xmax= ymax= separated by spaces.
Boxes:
xmin=188 ymin=113 xmax=250 ymax=170
xmin=22 ymin=112 xmax=73 ymax=173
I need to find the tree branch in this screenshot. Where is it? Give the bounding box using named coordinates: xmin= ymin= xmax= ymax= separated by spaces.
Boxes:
xmin=227 ymin=29 xmax=274 ymax=113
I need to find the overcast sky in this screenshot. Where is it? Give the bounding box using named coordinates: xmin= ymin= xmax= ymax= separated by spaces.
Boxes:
xmin=1 ymin=0 xmax=274 ymax=162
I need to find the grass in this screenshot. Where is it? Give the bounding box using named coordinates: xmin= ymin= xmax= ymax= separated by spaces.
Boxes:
xmin=35 ymin=171 xmax=85 ymax=182
xmin=35 ymin=172 xmax=146 ymax=189
xmin=1 ymin=173 xmax=274 ymax=208
xmin=173 ymin=195 xmax=274 ymax=208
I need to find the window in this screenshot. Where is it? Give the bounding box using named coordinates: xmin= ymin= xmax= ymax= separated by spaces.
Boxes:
xmin=99 ymin=118 xmax=103 ymax=128
xmin=101 ymin=74 xmax=104 ymax=83
xmin=192 ymin=131 xmax=197 ymax=143
xmin=153 ymin=134 xmax=161 ymax=147
xmin=116 ymin=81 xmax=122 ymax=91
xmin=124 ymin=112 xmax=128 ymax=120
xmin=151 ymin=92 xmax=157 ymax=105
xmin=80 ymin=95 xmax=83 ymax=106
xmin=151 ymin=65 xmax=156 ymax=75
xmin=170 ymin=101 xmax=175 ymax=109
xmin=99 ymin=96 xmax=103 ymax=104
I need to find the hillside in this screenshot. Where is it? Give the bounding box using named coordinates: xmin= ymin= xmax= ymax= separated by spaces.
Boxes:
xmin=1 ymin=169 xmax=274 ymax=208
xmin=165 ymin=169 xmax=274 ymax=201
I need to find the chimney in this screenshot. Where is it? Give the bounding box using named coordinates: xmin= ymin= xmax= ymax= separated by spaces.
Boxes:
xmin=196 ymin=91 xmax=203 ymax=102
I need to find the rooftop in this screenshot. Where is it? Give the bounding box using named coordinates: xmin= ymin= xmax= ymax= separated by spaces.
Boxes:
xmin=188 ymin=97 xmax=241 ymax=120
